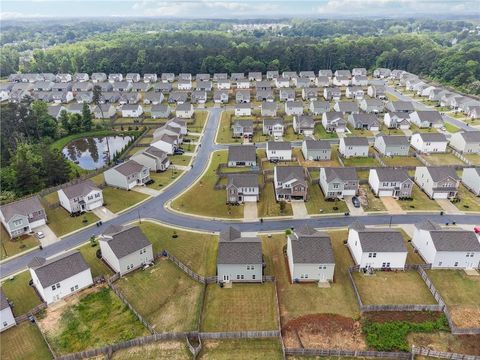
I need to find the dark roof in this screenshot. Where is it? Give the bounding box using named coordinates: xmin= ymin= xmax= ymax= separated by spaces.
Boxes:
xmin=219 ymin=226 xmax=241 ymax=242
xmin=144 ymin=146 xmax=168 ymax=160
xmin=29 ymin=251 xmax=90 ymax=288
xmin=263 ymin=118 xmax=283 ymax=126
xmin=0 ymin=196 xmax=44 ymax=222
xmin=227 ymin=174 xmax=259 ymax=188
xmin=354 ymin=227 xmax=407 ymax=253
xmin=103 ymin=226 xmax=151 ymax=259
xmin=304 ymin=140 xmax=330 ymax=151
xmin=113 ymin=160 xmax=145 ymax=176
xmin=217 ymin=236 xmax=262 ymax=265
xmin=390 ymin=101 xmax=415 ymax=111
xmin=290 ymin=230 xmax=335 ymax=264
xmin=0 ymin=290 xmax=10 ymax=311
xmin=61 ymin=180 xmax=100 ymax=200
xmin=342 ymin=137 xmax=369 ymax=147
xmin=275 ymin=166 xmax=305 ymax=183
xmin=267 ymin=141 xmax=291 ymax=151
xmin=417 ymin=133 xmax=447 ymax=142
xmin=228 ymin=145 xmax=256 ymax=163
xmin=336 ymin=102 xmax=358 ymax=112
xmin=377 ymin=134 xmax=409 ymax=146
xmin=373 ymin=168 xmax=410 ymax=182
xmin=429 ymin=231 xmax=480 ymax=252
xmin=413 ymin=111 xmax=443 ymax=122
xmin=324 ymin=167 xmax=358 ymax=182
xmin=425 ymin=166 xmax=459 ymax=182
xmin=415 ymin=220 xmax=442 ymax=231
xmin=102 ymin=224 xmax=125 ymax=236
xmin=460 ymin=131 xmax=480 ymax=142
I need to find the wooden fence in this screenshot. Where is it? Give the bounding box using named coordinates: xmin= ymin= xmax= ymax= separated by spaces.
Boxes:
xmin=412 ymin=347 xmax=480 ymax=360
xmin=14 ymin=302 xmax=47 ymax=324
xmin=285 ymin=348 xmax=411 ymax=359
xmin=164 ymin=252 xmax=217 ymax=284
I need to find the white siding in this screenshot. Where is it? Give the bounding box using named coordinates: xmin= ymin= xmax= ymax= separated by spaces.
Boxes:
xmin=0 ymin=307 xmax=16 ymax=332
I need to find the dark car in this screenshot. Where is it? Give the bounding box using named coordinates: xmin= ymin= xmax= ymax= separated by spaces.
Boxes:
xmin=352 ymin=196 xmax=361 ymax=208
xmin=174 ymin=148 xmax=185 ymax=155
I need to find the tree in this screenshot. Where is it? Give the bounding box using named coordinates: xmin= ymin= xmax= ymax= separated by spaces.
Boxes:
xmin=32 ymin=100 xmax=58 ymax=139
xmin=59 ymin=110 xmax=72 ymax=134
xmin=70 ymin=114 xmax=83 ymax=134
xmin=40 ymin=146 xmax=71 ymax=187
xmin=12 ymin=143 xmax=43 ymax=196
xmin=92 ymin=85 xmax=103 ymax=118
xmin=81 ymin=103 xmax=93 ymax=131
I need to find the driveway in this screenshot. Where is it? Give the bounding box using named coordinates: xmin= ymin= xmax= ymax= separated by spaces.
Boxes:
xmin=132 ymin=186 xmax=160 ymax=197
xmin=401 ymin=129 xmax=412 ymax=136
xmin=380 ymin=197 xmax=407 ymax=214
xmin=36 ymin=224 xmax=58 ymax=247
xmin=436 ymin=199 xmax=463 ymax=214
xmin=92 ymin=207 xmax=117 ymax=221
xmin=243 ymin=202 xmax=258 ymax=222
xmin=291 ymin=201 xmax=309 ymax=219
xmin=344 ymin=196 xmax=364 ymax=216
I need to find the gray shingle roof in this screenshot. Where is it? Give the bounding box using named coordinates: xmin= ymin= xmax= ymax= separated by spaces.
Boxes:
xmin=304 ymin=140 xmax=330 ymax=151
xmin=373 ymin=168 xmax=410 ymax=182
xmin=415 ymin=220 xmax=442 ymax=231
xmin=61 ymin=180 xmax=100 ymax=200
xmin=227 ymin=174 xmax=258 ymax=188
xmin=113 ymin=160 xmax=145 ymax=176
xmin=355 ymin=229 xmax=407 ymax=253
xmin=228 ymin=145 xmax=256 ymax=163
xmin=417 ymin=133 xmax=447 ymax=142
xmin=28 ymin=251 xmax=90 ymax=288
xmin=0 ymin=289 xmax=10 ymax=311
xmin=425 ymin=166 xmax=458 ymax=182
xmin=290 ymin=231 xmax=334 ymax=264
xmin=220 ymin=226 xmax=241 ymax=242
xmin=336 ymin=102 xmax=358 ymax=112
xmin=413 ymin=111 xmax=443 ymax=123
xmin=103 ymin=226 xmax=151 ymax=259
xmin=0 ymin=196 xmax=44 ymax=222
xmin=267 ymin=141 xmax=291 ymax=151
xmin=429 ymin=231 xmax=480 ymax=252
xmin=377 ymin=134 xmax=409 ymax=146
xmin=342 ymin=137 xmax=369 ymax=147
xmin=324 ymin=167 xmax=358 ymax=182
xmin=263 ymin=118 xmax=284 ymax=126
xmin=460 ymin=131 xmax=480 ymax=142
xmin=217 ymin=226 xmax=262 ymax=264
xmin=275 ymin=166 xmax=305 ymax=183
xmin=390 ymin=101 xmax=415 ymax=112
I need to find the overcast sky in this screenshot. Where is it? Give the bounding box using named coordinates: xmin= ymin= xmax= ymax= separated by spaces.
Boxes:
xmin=1 ymin=0 xmax=478 ymax=20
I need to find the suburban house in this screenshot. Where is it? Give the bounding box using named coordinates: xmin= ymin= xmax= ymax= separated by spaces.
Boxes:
xmin=302 ymin=140 xmax=331 ymax=161
xmin=248 ymin=72 xmax=262 ymax=81
xmin=367 ymin=85 xmax=387 ymax=99
xmin=58 ymin=180 xmax=103 ymax=214
xmin=373 ymin=68 xmax=391 ymax=78
xmin=131 ymin=147 xmax=170 ymax=172
xmin=280 ymin=88 xmax=295 ymax=102
xmin=263 ymin=118 xmax=284 ymax=137
xmin=285 ymin=101 xmax=304 ymax=116
xmin=175 ymin=102 xmax=194 ymax=118
xmin=324 ymin=87 xmax=342 ymax=101
xmin=302 ymin=87 xmax=319 ymax=101
xmin=339 ymin=137 xmax=369 ymax=158
xmin=346 ymin=86 xmax=364 ymax=99
xmin=236 ymin=79 xmax=250 ymax=89
xmin=386 ymin=101 xmax=415 ymax=113
xmin=93 ymin=104 xmax=116 ymax=119
xmin=234 ymin=103 xmax=252 ymax=117
xmin=347 ymin=113 xmax=380 ymax=131
xmin=121 ymin=104 xmax=143 ymax=117
xmin=236 ymin=90 xmax=251 ymax=103
xmin=352 ymin=75 xmax=368 ymax=86
xmin=266 ymin=141 xmax=292 ymax=161
xmin=293 ymin=115 xmax=315 ymax=136
xmin=409 ymin=111 xmax=443 ymax=128
xmin=383 ymin=112 xmax=411 ymax=129
xmin=333 ymin=75 xmax=351 ymax=86
xmin=256 ymin=80 xmax=272 ymax=91
xmin=261 ymin=102 xmax=277 ymax=117
xmin=150 ymin=104 xmax=170 ymax=119
xmin=333 ymin=101 xmax=359 ymax=115
xmin=217 ymin=227 xmax=263 ymax=283
xmin=103 ymin=160 xmax=150 ymax=190
xmin=410 ymin=133 xmax=448 ymax=153
xmin=177 ymin=80 xmax=192 ymax=90
xmin=74 ymin=73 xmax=90 ymax=82
xmin=256 ymin=89 xmax=274 ymax=102
xmin=168 ymin=91 xmax=188 ymax=104
xmin=266 ymin=70 xmax=279 ymax=80
xmin=231 ymin=73 xmax=245 ymax=81
xmin=368 ymin=168 xmax=413 ymax=198
xmin=322 ymin=112 xmax=347 ymax=133
xmin=318 ymin=70 xmax=333 ymax=79
xmin=28 ymin=251 xmax=93 ymax=304
xmin=232 ymin=120 xmax=254 ymax=138
xmin=462 ymin=167 xmax=480 ymax=196
xmin=414 ymin=166 xmax=460 ymax=199
xmin=273 ymin=166 xmax=308 ymax=201
xmin=286 ymin=225 xmax=335 ymax=283
xmin=217 ymin=79 xmax=231 ymax=90
xmin=310 ymin=100 xmax=330 ymax=115
xmin=99 ymin=226 xmax=153 ymax=275
xmin=319 ymin=167 xmax=359 ymax=199
xmin=449 ymin=131 xmax=480 ymax=154
xmin=359 ymin=98 xmax=384 ymax=113
xmin=226 ymin=174 xmax=260 ymax=204
xmin=161 ymin=73 xmax=175 ymax=82
xmin=143 ymin=73 xmax=157 ymax=83
xmin=412 ymin=220 xmax=480 ymax=268
xmin=151 ymin=133 xmax=178 ymax=154
xmin=213 ymin=90 xmax=229 ymax=104
xmin=374 ymin=134 xmax=410 ymax=156
xmin=275 ymin=76 xmax=290 ymax=88
xmin=0 ymin=197 xmax=47 ymax=238
xmin=347 ymin=221 xmax=407 ymax=269
xmin=352 ymin=68 xmax=367 ymax=76
xmin=143 ymin=92 xmax=164 ymax=105
xmin=227 ymin=145 xmax=257 ymax=167
xmin=0 ymin=290 xmax=15 ymax=332
xmin=191 ymin=90 xmax=207 ymax=104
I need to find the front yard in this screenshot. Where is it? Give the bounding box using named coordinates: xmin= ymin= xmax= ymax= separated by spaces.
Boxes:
xmin=44 ymin=204 xmax=100 ymax=237
xmin=258 ymin=182 xmax=293 ymax=218
xmin=148 ymin=169 xmax=184 ymax=189
xmin=0 ymin=322 xmax=52 ymax=360
xmin=306 ymin=184 xmax=348 ymax=215
xmin=1 ymin=270 xmax=43 ymax=315
xmin=360 ymin=185 xmax=387 ymax=212
xmin=215 ymin=111 xmax=243 ymax=144
xmin=398 ymin=185 xmax=442 ymax=211
xmin=189 ymin=110 xmax=208 ymax=132
xmin=101 ymin=187 xmax=149 ymax=213
xmin=454 ymin=185 xmax=480 ymax=212
xmin=0 ymin=225 xmax=39 ymax=260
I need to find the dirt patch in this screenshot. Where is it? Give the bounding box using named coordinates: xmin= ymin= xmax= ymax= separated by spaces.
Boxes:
xmin=282 ymin=314 xmax=366 ymax=350
xmin=363 ymin=311 xmax=444 ymax=324
xmin=450 ymin=306 xmax=480 ymax=328
xmin=408 ymin=332 xmax=480 ymax=356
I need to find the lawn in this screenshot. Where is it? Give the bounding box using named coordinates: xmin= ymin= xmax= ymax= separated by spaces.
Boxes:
xmin=169 ymin=154 xmax=192 ymax=166
xmin=426 ymin=270 xmax=480 ymax=328
xmin=0 ymin=225 xmax=38 ymax=260
xmin=381 ymin=156 xmax=422 ymax=167
xmin=1 ymin=271 xmax=43 ymax=315
xmin=444 ymin=122 xmax=461 ymax=133
xmin=356 ymin=169 xmax=369 ymax=180
xmin=171 ymin=151 xmax=244 ymax=218
xmin=78 ymin=243 xmax=114 ymax=278
xmin=102 ymin=187 xmax=149 ymax=213
xmin=360 ymin=185 xmax=387 ymax=212
xmin=407 ymin=332 xmax=480 ymax=356
xmin=112 ymin=341 xmax=190 ymax=360
xmin=44 ymin=286 xmax=148 ymax=355
xmin=422 ymin=153 xmax=465 ymax=166
xmin=201 ymin=283 xmax=278 ymax=331
xmin=148 ymin=169 xmax=184 ymax=189
xmin=126 ymin=146 xmax=146 ymax=157
xmin=346 ymin=125 xmax=374 ymax=137
xmin=306 ymin=184 xmax=348 ymax=215
xmin=464 ymin=153 xmax=480 ymax=165
xmin=410 ymin=125 xmax=437 ymax=133
xmin=262 ymin=231 xmax=360 ymax=323
xmin=199 ymin=339 xmax=283 ymax=360
xmin=189 ymin=110 xmax=208 ymax=132
xmin=314 ymin=123 xmax=338 ymax=139
xmin=0 ymin=322 xmax=52 ymax=360
xmin=258 ymin=182 xmax=293 ymax=218
xmin=116 ymin=260 xmax=204 ymax=332
xmin=398 ymin=185 xmax=441 ymax=211
xmin=352 ymin=271 xmax=437 ymax=305
xmin=138 ymin=222 xmax=217 ymax=276
xmin=342 ymin=156 xmax=381 ymax=167
xmin=454 ymin=185 xmax=480 ymax=212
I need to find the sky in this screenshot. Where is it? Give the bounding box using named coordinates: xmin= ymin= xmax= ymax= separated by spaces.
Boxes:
xmin=1 ymin=0 xmax=478 ymax=20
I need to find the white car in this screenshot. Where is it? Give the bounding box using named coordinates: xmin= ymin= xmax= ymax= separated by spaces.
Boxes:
xmin=36 ymin=231 xmax=45 ymax=239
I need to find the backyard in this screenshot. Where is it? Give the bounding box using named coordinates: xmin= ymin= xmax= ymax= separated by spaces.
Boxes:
xmin=421 ymin=153 xmax=465 ymax=166
xmin=1 ymin=270 xmax=42 ymax=315
xmin=342 ymin=156 xmax=381 ymax=167
xmin=0 ymin=322 xmax=52 ymax=360
xmin=381 ymin=156 xmax=423 ymax=167
xmin=78 ymin=243 xmax=114 ymax=278
xmin=199 ymin=339 xmax=284 ymax=360
xmin=112 ymin=341 xmax=190 ymax=359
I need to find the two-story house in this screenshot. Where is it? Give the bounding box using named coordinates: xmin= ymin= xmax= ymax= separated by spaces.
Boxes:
xmin=103 ymin=160 xmax=150 ymax=190
xmin=293 ymin=115 xmax=315 ymax=136
xmin=368 ymin=168 xmax=413 ymax=198
xmin=130 ymin=146 xmax=170 ymax=172
xmin=0 ymin=197 xmax=47 ymax=238
xmin=227 ymin=145 xmax=257 ymax=167
xmin=226 ymin=174 xmax=260 ymax=204
xmin=274 ymin=166 xmax=308 ymax=201
xmin=449 ymin=131 xmax=480 ymax=154
xmin=410 ymin=133 xmax=448 ymax=153
xmin=319 ymin=167 xmax=359 ymax=199
xmin=374 ymin=134 xmax=410 ymax=156
xmin=302 ymin=140 xmax=331 ymax=161
xmin=266 ymin=141 xmax=292 ymax=161
xmin=263 ymin=118 xmax=284 ymax=137
xmin=414 ymin=166 xmax=460 ymax=199
xmin=58 ymin=180 xmax=103 ymax=214
xmin=339 ymin=137 xmax=369 ymax=158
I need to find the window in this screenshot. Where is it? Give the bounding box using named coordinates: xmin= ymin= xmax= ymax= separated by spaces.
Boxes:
xmin=71 ymin=287 xmax=75 ymax=292
xmin=454 ymin=262 xmax=459 ymax=267
xmin=3 ymin=322 xmax=7 ymax=327
xmin=56 ymin=283 xmax=60 ymax=288
xmin=368 ymin=253 xmax=372 ymax=258
xmin=373 ymin=253 xmax=377 ymax=258
xmin=438 ymin=261 xmax=442 ymax=267
xmin=252 ymin=275 xmax=256 ymax=280
xmin=237 ymin=275 xmax=241 ymax=280
xmin=75 ymin=285 xmax=78 ymax=290
xmin=13 ymin=219 xmax=22 ymax=227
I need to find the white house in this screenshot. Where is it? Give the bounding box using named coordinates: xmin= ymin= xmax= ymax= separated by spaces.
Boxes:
xmin=302 ymin=140 xmax=331 ymax=161
xmin=410 ymin=133 xmax=448 ymax=153
xmin=28 ymin=251 xmax=93 ymax=305
xmin=266 ymin=141 xmax=292 ymax=161
xmin=347 ymin=221 xmax=407 ymax=269
xmin=0 ymin=197 xmax=47 ymax=238
xmin=176 ymin=102 xmax=194 ymax=118
xmin=293 ymin=115 xmax=315 ymax=136
xmin=99 ymin=225 xmax=153 ymax=275
xmin=368 ymin=168 xmax=414 ymax=198
xmin=131 ymin=147 xmax=170 ymax=172
xmin=263 ymin=118 xmax=284 ymax=137
xmin=319 ymin=167 xmax=359 ymax=199
xmin=287 ymin=225 xmax=335 ymax=283
xmin=384 ymin=112 xmax=410 ymax=129
xmin=58 ymin=180 xmax=103 ymax=214
xmin=374 ymin=134 xmax=410 ymax=156
xmin=235 ymin=103 xmax=252 ymax=117
xmin=103 ymin=160 xmax=150 ymax=190
xmin=409 ymin=111 xmax=443 ymax=128
xmin=151 ymin=133 xmax=178 ymax=155
xmin=339 ymin=137 xmax=369 ymax=158
xmin=449 ymin=131 xmax=480 ymax=154
xmin=414 ymin=166 xmax=460 ymax=199
xmin=285 ymin=101 xmax=304 ymax=116
xmin=121 ymin=104 xmax=143 ymax=118
xmin=462 ymin=167 xmax=480 ymax=196
xmin=0 ymin=290 xmax=15 ymax=332
xmin=412 ymin=220 xmax=480 ymax=269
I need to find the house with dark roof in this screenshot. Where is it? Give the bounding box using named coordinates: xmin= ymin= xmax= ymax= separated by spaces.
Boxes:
xmin=347 ymin=221 xmax=407 ymax=269
xmin=347 ymin=113 xmax=379 ymax=131
xmin=309 ymin=100 xmax=330 ymax=115
xmin=319 ymin=167 xmax=358 ymax=199
xmin=227 ymin=145 xmax=257 ymax=167
xmin=226 ymin=174 xmax=260 ymax=204
xmin=449 ymin=131 xmax=480 ymax=154
xmin=333 ymin=101 xmax=359 ymax=115
xmin=217 ymin=226 xmax=263 ymax=283
xmin=213 ymin=90 xmax=229 ymax=104
xmin=266 ymin=141 xmax=292 ymax=161
xmin=0 ymin=197 xmax=47 ymax=238
xmin=414 ymin=166 xmax=460 ymax=199
xmin=151 ymin=133 xmax=179 ymax=154
xmin=323 ymin=87 xmax=342 ymax=101
xmin=302 ymin=140 xmax=331 ymax=161
xmin=143 ymin=91 xmax=164 ymax=105
xmin=256 ymin=89 xmax=274 ymax=102
xmin=412 ymin=221 xmax=480 ymax=268
xmin=231 ymin=119 xmax=253 ymax=137
xmin=410 ymin=133 xmax=448 ymax=153
xmin=287 ymin=225 xmax=335 ymax=283
xmin=383 ymin=112 xmax=411 ymax=129
xmin=234 ymin=103 xmax=252 ymax=117
xmin=279 ymin=88 xmax=295 ymax=102
xmin=121 ymin=104 xmax=143 ymax=117
xmin=293 ymin=115 xmax=315 ymax=136
xmin=274 ymin=166 xmax=308 ymax=201
xmin=131 ymin=146 xmax=170 ymax=172
xmin=58 ymin=180 xmax=103 ymax=214
xmin=339 ymin=137 xmax=369 ymax=158
xmin=150 ymin=104 xmax=170 ymax=119
xmin=0 ymin=290 xmax=16 ymax=332
xmin=374 ymin=134 xmax=410 ymax=156
xmin=462 ymin=167 xmax=480 ymax=196
xmin=322 ymin=112 xmax=346 ymax=133
xmin=368 ymin=168 xmax=413 ymax=198
xmin=359 ymin=98 xmax=384 ymax=113
xmin=235 ymin=89 xmax=251 ymax=104
xmin=263 ymin=118 xmax=284 ymax=137
xmin=261 ymin=102 xmax=277 ymax=117
xmin=175 ymin=102 xmax=194 ymax=119
xmin=28 ymin=251 xmax=93 ymax=304
xmin=409 ymin=111 xmax=443 ymax=129
xmin=99 ymin=226 xmax=153 ymax=275
xmin=285 ymin=101 xmax=304 ymax=116
xmin=386 ymin=101 xmax=415 ymax=113
xmin=103 ymin=160 xmax=150 ymax=190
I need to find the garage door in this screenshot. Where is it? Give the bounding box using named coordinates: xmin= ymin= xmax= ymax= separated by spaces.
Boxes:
xmin=379 ymin=190 xmax=393 ymax=197
xmin=243 ymin=196 xmax=257 ymax=202
xmin=433 ymin=192 xmax=448 ymax=199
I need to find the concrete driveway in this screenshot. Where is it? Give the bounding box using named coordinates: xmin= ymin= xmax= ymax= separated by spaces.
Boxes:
xmin=380 ymin=197 xmax=407 ymax=214
xmin=436 ymin=199 xmax=462 ymax=214
xmin=344 ymin=196 xmax=364 ymax=216
xmin=92 ymin=207 xmax=117 ymax=221
xmin=132 ymin=186 xmax=160 ymax=197
xmin=36 ymin=224 xmax=58 ymax=247
xmin=291 ymin=200 xmax=309 ymax=219
xmin=243 ymin=202 xmax=258 ymax=222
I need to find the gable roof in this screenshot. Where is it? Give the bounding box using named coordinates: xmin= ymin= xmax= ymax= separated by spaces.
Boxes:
xmin=275 ymin=166 xmax=305 ymax=183
xmin=459 ymin=131 xmax=480 ymax=143
xmin=342 ymin=137 xmax=369 ymax=147
xmin=217 ymin=227 xmax=262 ymax=265
xmin=373 ymin=168 xmax=411 ymax=182
xmin=349 ymin=222 xmax=407 ymax=253
xmin=377 ymin=134 xmax=409 ymax=146
xmin=324 ymin=167 xmax=358 ymax=182
xmin=290 ymin=227 xmax=334 ymax=264
xmin=429 ymin=230 xmax=480 ymax=252
xmin=0 ymin=196 xmax=44 ymax=222
xmin=227 ymin=174 xmax=259 ymax=189
xmin=113 ymin=160 xmax=145 ymax=176
xmin=228 ymin=145 xmax=256 ymax=163
xmin=61 ymin=180 xmax=100 ymax=200
xmin=416 ymin=133 xmax=447 ymax=142
xmin=102 ymin=226 xmax=151 ymax=259
xmin=304 ymin=140 xmax=330 ymax=151
xmin=425 ymin=166 xmax=459 ymax=182
xmin=0 ymin=289 xmax=10 ymax=311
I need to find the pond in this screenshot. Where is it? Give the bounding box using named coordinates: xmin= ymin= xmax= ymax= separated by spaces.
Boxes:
xmin=62 ymin=135 xmax=133 ymax=170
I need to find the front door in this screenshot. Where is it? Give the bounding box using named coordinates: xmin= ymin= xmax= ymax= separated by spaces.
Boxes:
xmin=223 ymin=275 xmax=229 ymax=282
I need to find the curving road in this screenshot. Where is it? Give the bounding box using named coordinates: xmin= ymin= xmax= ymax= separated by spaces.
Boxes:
xmin=1 ymin=107 xmax=479 ymax=278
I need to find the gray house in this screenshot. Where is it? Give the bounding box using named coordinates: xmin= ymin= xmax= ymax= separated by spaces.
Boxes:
xmin=256 ymin=89 xmax=275 ymax=102
xmin=131 ymin=146 xmax=170 ymax=172
xmin=226 ymin=174 xmax=260 ymax=204
xmin=333 ymin=101 xmax=359 ymax=115
xmin=231 ymin=120 xmax=254 ymax=138
xmin=287 ymin=225 xmax=335 ymax=283
xmin=99 ymin=226 xmax=153 ymax=275
xmin=368 ymin=168 xmax=414 ymax=198
xmin=217 ymin=227 xmax=263 ymax=283
xmin=279 ymin=88 xmax=295 ymax=102
xmin=310 ymin=100 xmax=330 ymax=115
xmin=150 ymin=104 xmax=170 ymax=119
xmin=347 ymin=113 xmax=380 ymax=131
xmin=449 ymin=131 xmax=480 ymax=154
xmin=103 ymin=160 xmax=150 ymax=190
xmin=274 ymin=166 xmax=308 ymax=201
xmin=359 ymin=98 xmax=385 ymax=113
xmin=322 ymin=112 xmax=347 ymax=133
xmin=386 ymin=101 xmax=415 ymax=113
xmin=236 ymin=90 xmax=251 ymax=103
xmin=414 ymin=166 xmax=460 ymax=199
xmin=263 ymin=118 xmax=284 ymax=137
xmin=301 ymin=140 xmax=331 ymax=161
xmin=0 ymin=197 xmax=47 ymax=238
xmin=462 ymin=167 xmax=480 ymax=196
xmin=319 ymin=167 xmax=358 ymax=199
xmin=261 ymin=102 xmax=277 ymax=117
xmin=293 ymin=115 xmax=315 ymax=136
xmin=227 ymin=145 xmax=257 ymax=167
xmin=374 ymin=134 xmax=410 ymax=156
xmin=339 ymin=137 xmax=369 ymax=158
xmin=213 ymin=90 xmax=229 ymax=103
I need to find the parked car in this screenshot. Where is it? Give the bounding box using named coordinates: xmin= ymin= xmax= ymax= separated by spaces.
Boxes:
xmin=174 ymin=148 xmax=185 ymax=155
xmin=474 ymin=226 xmax=480 ymax=234
xmin=36 ymin=231 xmax=45 ymax=239
xmin=351 ymin=196 xmax=361 ymax=208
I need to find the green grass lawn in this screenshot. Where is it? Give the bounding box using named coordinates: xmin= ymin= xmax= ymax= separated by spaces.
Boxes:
xmin=0 ymin=225 xmax=38 ymax=260
xmin=398 ymin=185 xmax=441 ymax=211
xmin=381 ymin=156 xmax=422 ymax=167
xmin=148 ymin=169 xmax=184 ymax=189
xmin=379 ymin=126 xmax=405 ymax=136
xmin=201 ymin=283 xmax=278 ymax=331
xmin=356 ymin=169 xmax=369 ymax=180
xmin=342 ymin=156 xmax=381 ymax=167
xmin=282 ymin=125 xmax=303 ymax=141
xmin=262 ymin=231 xmax=360 ymax=323
xmin=1 ymin=271 xmax=42 ymax=315
xmin=444 ymin=123 xmax=461 ymax=133
xmin=44 ymin=287 xmax=148 ymax=355
xmin=138 ymin=136 xmax=152 ymax=145
xmin=346 ymin=125 xmax=374 ymax=137
xmin=138 ymin=222 xmax=217 ymax=276
xmin=306 ymin=184 xmax=348 ymax=214
xmin=116 ymin=260 xmax=204 ymax=332
xmin=258 ymin=182 xmax=293 ymax=218
xmin=455 ymin=185 xmax=480 ymax=212
xmin=314 ymin=123 xmax=338 ymax=139
xmin=126 ymin=146 xmax=146 ymax=157
xmin=410 ymin=125 xmax=438 ymax=133
xmin=169 ymin=154 xmax=192 ymax=166
xmin=102 ymin=187 xmax=149 ymax=213
xmin=422 ymin=153 xmax=465 ymax=166
xmin=464 ymin=153 xmax=480 ymax=166
xmin=352 ymin=271 xmax=437 ymax=305
xmin=361 ymin=185 xmax=387 ymax=212
xmin=171 ymin=151 xmax=244 ymax=218
xmin=0 ymin=322 xmax=52 ymax=360
xmin=78 ymin=243 xmax=114 ymax=278
xmin=112 ymin=341 xmax=190 ymax=359
xmin=426 ymin=270 xmax=480 ymax=328
xmin=199 ymin=339 xmax=283 ymax=360
xmin=189 ymin=110 xmax=208 ymax=132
